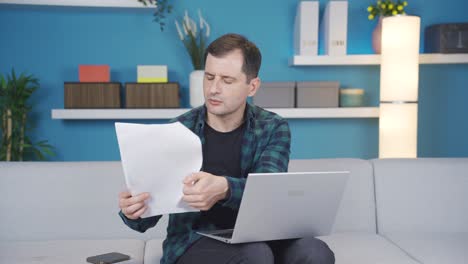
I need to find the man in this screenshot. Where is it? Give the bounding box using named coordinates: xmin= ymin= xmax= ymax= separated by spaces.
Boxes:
xmin=118 ymin=33 xmax=335 ymax=264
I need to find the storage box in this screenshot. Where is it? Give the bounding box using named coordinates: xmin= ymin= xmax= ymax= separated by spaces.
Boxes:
xmin=294 ymin=1 xmax=319 ymax=56
xmin=425 ymin=23 xmax=468 ymax=53
xmin=296 ymin=81 xmax=339 ymax=108
xmin=125 ymin=83 xmax=179 ymax=108
xmin=321 ymin=1 xmax=348 ymax=56
xmin=78 ymin=65 xmax=110 ymax=82
xmin=253 ymin=82 xmax=295 ymax=108
xmin=137 ymin=65 xmax=168 ymax=83
xmin=64 ymin=82 xmax=121 ymax=108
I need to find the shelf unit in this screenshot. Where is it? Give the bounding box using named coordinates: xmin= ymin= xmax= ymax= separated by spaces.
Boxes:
xmin=0 ymin=0 xmax=152 ymax=8
xmin=289 ymin=53 xmax=468 ymax=66
xmin=51 ymin=107 xmax=380 ymax=120
xmin=50 ymin=53 xmax=468 ymax=120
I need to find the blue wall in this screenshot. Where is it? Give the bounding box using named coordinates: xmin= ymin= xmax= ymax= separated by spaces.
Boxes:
xmin=1 ymin=0 xmax=467 ymax=161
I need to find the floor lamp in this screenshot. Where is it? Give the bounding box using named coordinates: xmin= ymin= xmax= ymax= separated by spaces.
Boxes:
xmin=379 ymin=15 xmax=421 ymax=158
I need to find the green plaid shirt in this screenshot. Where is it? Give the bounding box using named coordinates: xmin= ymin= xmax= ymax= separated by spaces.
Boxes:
xmin=119 ymin=103 xmax=291 ymax=264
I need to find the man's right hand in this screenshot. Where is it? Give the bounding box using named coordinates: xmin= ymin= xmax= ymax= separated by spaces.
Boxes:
xmin=118 ymin=191 xmax=150 ymax=220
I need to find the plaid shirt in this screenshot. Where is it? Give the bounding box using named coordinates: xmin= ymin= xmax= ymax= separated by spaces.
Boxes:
xmin=119 ymin=103 xmax=291 ymax=264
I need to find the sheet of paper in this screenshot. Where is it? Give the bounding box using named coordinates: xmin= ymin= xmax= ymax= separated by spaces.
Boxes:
xmin=115 ymin=122 xmax=201 ymax=218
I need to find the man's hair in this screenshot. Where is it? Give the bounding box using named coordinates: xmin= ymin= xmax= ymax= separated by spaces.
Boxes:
xmin=204 ymin=33 xmax=262 ymax=83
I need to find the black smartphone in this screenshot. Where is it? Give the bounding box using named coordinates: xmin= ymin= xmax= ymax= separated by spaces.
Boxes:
xmin=86 ymin=252 xmax=130 ymax=264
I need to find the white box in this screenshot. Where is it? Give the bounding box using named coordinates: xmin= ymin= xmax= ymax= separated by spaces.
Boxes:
xmin=137 ymin=65 xmax=168 ymax=83
xmin=321 ymin=1 xmax=348 ymax=56
xmin=294 ymin=1 xmax=319 ymax=56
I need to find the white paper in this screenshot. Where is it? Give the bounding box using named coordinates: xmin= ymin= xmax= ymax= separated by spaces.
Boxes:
xmin=115 ymin=122 xmax=201 ymax=218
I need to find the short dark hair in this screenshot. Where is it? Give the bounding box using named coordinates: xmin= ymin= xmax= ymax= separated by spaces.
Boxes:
xmin=204 ymin=33 xmax=262 ymax=83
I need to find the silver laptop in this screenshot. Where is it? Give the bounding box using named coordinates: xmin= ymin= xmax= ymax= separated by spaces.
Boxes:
xmin=197 ymin=171 xmax=349 ymax=244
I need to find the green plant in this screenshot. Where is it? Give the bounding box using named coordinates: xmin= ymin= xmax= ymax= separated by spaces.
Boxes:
xmin=138 ymin=0 xmax=173 ymax=31
xmin=175 ymin=10 xmax=211 ymax=70
xmin=367 ymin=0 xmax=408 ymax=20
xmin=0 ymin=69 xmax=54 ymax=161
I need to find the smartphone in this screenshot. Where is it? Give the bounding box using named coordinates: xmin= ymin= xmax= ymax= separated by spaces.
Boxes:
xmin=86 ymin=252 xmax=130 ymax=264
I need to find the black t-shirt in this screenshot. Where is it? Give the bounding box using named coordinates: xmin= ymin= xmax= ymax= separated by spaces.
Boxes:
xmin=199 ymin=121 xmax=246 ymax=229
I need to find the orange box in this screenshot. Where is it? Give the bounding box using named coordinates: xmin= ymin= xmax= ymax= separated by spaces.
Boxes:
xmin=79 ymin=65 xmax=110 ymax=82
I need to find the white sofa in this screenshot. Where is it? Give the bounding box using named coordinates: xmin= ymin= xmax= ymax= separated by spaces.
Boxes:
xmin=1 ymin=158 xmax=467 ymax=264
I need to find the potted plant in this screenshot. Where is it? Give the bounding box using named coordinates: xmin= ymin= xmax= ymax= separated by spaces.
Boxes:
xmin=0 ymin=69 xmax=54 ymax=161
xmin=138 ymin=0 xmax=173 ymax=31
xmin=175 ymin=10 xmax=211 ymax=107
xmin=366 ymin=0 xmax=409 ymax=53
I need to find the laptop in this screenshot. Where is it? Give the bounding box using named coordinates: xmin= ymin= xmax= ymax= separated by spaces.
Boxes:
xmin=196 ymin=171 xmax=349 ymax=244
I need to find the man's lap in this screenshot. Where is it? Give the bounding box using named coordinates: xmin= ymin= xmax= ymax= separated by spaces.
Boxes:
xmin=175 ymin=237 xmax=273 ymax=264
xmin=175 ymin=237 xmax=334 ymax=264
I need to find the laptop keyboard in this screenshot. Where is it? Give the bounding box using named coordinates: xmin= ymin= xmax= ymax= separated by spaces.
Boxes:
xmin=213 ymin=231 xmax=233 ymax=239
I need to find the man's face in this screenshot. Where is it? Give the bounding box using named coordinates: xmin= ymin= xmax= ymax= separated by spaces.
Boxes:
xmin=203 ymin=49 xmax=259 ymax=118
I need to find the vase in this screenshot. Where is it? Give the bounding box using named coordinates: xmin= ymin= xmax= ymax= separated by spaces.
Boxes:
xmin=372 ymin=17 xmax=383 ymax=54
xmin=189 ymin=70 xmax=205 ymax=108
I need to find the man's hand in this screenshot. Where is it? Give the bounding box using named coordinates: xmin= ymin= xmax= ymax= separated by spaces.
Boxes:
xmin=118 ymin=191 xmax=150 ymax=220
xmin=182 ymin=172 xmax=229 ymax=211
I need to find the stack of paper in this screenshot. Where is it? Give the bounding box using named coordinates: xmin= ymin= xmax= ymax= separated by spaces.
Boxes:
xmin=115 ymin=122 xmax=202 ymax=217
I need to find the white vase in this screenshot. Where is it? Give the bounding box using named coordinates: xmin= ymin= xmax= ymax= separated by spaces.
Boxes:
xmin=189 ymin=70 xmax=205 ymax=108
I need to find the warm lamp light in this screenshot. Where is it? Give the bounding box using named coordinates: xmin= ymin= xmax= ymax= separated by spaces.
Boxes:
xmin=379 ymin=103 xmax=418 ymax=158
xmin=379 ymin=16 xmax=421 ymax=158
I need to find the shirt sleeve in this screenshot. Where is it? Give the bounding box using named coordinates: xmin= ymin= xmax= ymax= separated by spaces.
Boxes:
xmin=220 ymin=119 xmax=291 ymax=210
xmin=118 ymin=210 xmax=162 ymax=233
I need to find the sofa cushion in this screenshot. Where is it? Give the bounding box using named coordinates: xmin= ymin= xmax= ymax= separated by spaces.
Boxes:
xmin=372 ymin=158 xmax=468 ymax=234
xmin=144 ymin=239 xmax=164 ymax=264
xmin=384 ymin=232 xmax=468 ymax=264
xmin=0 ymin=239 xmax=144 ymax=264
xmin=0 ymin=162 xmax=168 ymax=241
xmin=318 ymin=232 xmax=418 ymax=264
xmin=289 ymin=159 xmax=376 ymax=233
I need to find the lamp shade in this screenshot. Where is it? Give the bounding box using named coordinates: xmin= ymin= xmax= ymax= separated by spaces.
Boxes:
xmin=379 ymin=103 xmax=418 ymax=158
xmin=380 ymin=16 xmax=420 ymax=102
xmin=379 ymin=15 xmax=420 ymax=158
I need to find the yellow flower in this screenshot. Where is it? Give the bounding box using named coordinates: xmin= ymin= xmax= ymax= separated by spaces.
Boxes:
xmin=366 ymin=1 xmax=407 ymax=19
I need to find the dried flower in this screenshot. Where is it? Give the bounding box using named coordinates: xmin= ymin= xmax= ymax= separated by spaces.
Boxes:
xmin=175 ymin=10 xmax=211 ymax=70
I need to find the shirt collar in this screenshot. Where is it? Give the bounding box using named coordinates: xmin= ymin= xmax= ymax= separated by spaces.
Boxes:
xmin=195 ymin=102 xmax=255 ymax=133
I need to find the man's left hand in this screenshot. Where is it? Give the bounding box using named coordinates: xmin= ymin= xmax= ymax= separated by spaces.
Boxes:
xmin=182 ymin=172 xmax=229 ymax=211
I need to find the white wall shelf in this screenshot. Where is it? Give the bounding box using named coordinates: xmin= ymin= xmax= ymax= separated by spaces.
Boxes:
xmin=52 ymin=109 xmax=188 ymax=120
xmin=418 ymin=53 xmax=468 ymax=64
xmin=289 ymin=53 xmax=468 ymax=66
xmin=0 ymin=0 xmax=152 ymax=8
xmin=51 ymin=107 xmax=380 ymax=120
